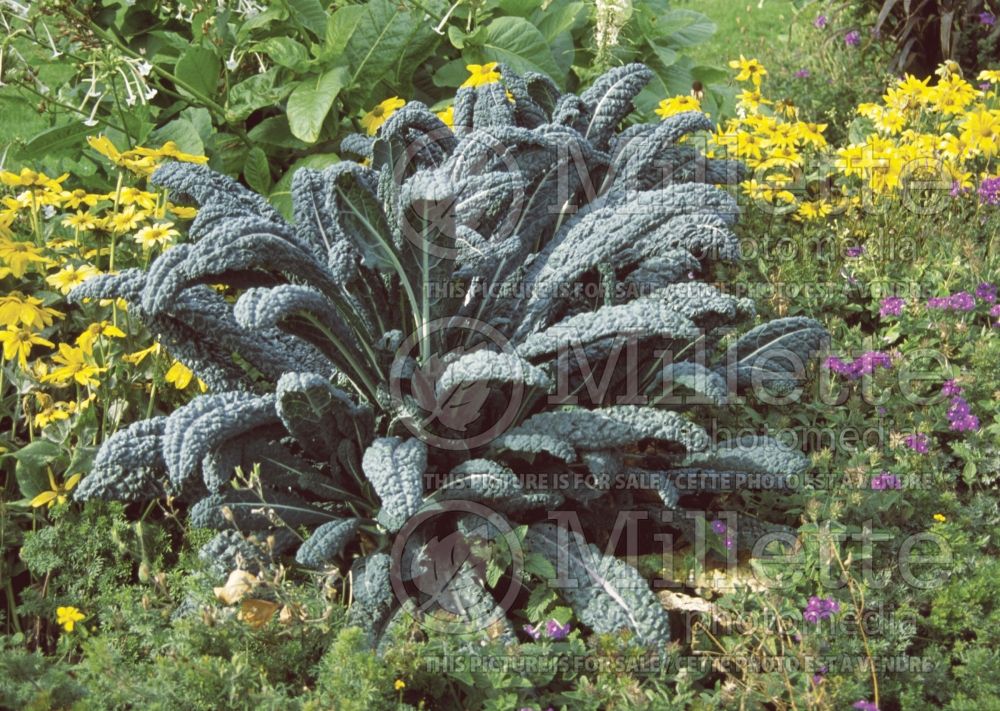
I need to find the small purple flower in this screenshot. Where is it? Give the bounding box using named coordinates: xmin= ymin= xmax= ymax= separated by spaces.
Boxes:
xmin=846 ymin=245 xmax=865 ymax=258
xmin=904 ymin=433 xmax=929 ymax=454
xmin=546 ymin=619 xmax=571 ymax=640
xmin=724 ymin=537 xmax=734 ymax=550
xmin=951 ymin=180 xmax=970 ymax=197
xmin=982 ymin=82 xmax=993 ymax=91
xmin=523 ymin=623 xmax=542 ymax=640
xmin=803 ymin=596 xmax=840 ymax=623
xmin=711 ymin=519 xmax=727 ymax=534
xmin=825 ymin=355 xmax=847 ymax=372
xmin=927 ymin=296 xmax=951 ymax=309
xmin=976 ymin=282 xmax=997 ymax=303
xmin=941 ymin=379 xmax=963 ymax=397
xmin=947 ymin=396 xmax=979 ymax=431
xmin=980 ymin=176 xmax=1000 ymax=205
xmin=853 ymin=701 xmax=878 ymax=711
xmin=991 ymin=303 xmax=1000 ymax=326
xmin=814 ymin=14 xmax=828 ymax=28
xmin=949 ymin=291 xmax=975 ymax=311
xmin=825 ymin=351 xmax=894 ymax=380
xmin=794 ymin=68 xmax=811 ymax=78
xmin=879 ymin=296 xmax=906 ymax=317
xmin=980 ymin=11 xmax=996 ymax=25
xmin=845 ymin=30 xmax=861 ymax=46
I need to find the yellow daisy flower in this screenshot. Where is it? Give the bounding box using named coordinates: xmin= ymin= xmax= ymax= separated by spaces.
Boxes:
xmin=728 ymin=55 xmax=767 ymax=85
xmin=361 ymin=97 xmax=406 ymax=136
xmin=460 ymin=62 xmax=501 ymax=88
xmin=56 ymin=606 xmax=85 ymax=632
xmin=654 ymin=95 xmax=702 ymax=119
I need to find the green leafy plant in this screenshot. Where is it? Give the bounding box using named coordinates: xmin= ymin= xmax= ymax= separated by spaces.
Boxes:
xmin=71 ymin=61 xmax=827 ymax=651
xmin=1 ymin=0 xmax=729 ymax=196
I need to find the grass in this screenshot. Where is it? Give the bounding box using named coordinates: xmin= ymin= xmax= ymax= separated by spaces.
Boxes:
xmin=676 ymin=0 xmax=805 ymax=67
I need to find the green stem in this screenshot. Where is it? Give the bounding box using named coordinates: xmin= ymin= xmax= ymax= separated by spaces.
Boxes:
xmin=9 ymin=80 xmax=129 ymax=135
xmin=3 ymin=575 xmax=22 ymax=636
xmin=111 ymin=79 xmax=134 ymax=147
xmin=299 ymin=312 xmax=379 ymax=404
xmin=62 ymin=5 xmax=252 ymax=148
xmin=145 ymin=381 xmax=157 ymax=419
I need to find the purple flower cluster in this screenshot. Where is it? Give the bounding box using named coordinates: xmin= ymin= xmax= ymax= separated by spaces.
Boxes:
xmin=980 ymin=176 xmax=1000 ymax=205
xmin=879 ymin=296 xmax=906 ymax=317
xmin=980 ymin=11 xmax=996 ymax=26
xmin=814 ymin=14 xmax=827 ymax=28
xmin=523 ymin=619 xmax=571 ymax=641
xmin=991 ymin=303 xmax=1000 ymax=327
xmin=803 ymin=596 xmax=840 ymax=624
xmin=845 ymin=30 xmax=861 ymax=46
xmin=903 ymin=433 xmax=929 ymax=453
xmin=853 ymin=701 xmax=878 ymax=711
xmin=871 ymin=471 xmax=902 ymax=490
xmin=846 ymin=245 xmax=865 ymax=258
xmin=947 ymin=396 xmax=979 ymax=432
xmin=941 ymin=379 xmax=963 ymax=397
xmin=794 ymin=68 xmax=811 ymax=78
xmin=976 ymin=282 xmax=997 ymax=303
xmin=927 ymin=291 xmax=975 ymax=311
xmin=825 ymin=351 xmax=893 ymax=379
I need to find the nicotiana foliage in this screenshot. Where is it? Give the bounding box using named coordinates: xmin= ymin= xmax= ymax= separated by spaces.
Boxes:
xmin=73 ymin=62 xmax=827 ymax=651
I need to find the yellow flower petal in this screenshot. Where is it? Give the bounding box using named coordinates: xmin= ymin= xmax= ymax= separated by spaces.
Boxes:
xmin=30 ymin=490 xmax=57 ymax=507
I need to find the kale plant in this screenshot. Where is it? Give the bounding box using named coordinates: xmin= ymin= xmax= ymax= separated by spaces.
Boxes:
xmin=72 ymin=63 xmax=827 ymax=650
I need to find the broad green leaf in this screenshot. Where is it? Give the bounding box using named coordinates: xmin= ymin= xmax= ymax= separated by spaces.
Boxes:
xmin=536 ymin=0 xmax=586 ymax=41
xmin=469 ymin=16 xmax=561 ymax=79
xmin=206 ymin=132 xmax=246 ymax=175
xmin=656 ymin=9 xmax=717 ymax=48
xmin=285 ymin=0 xmax=328 ymax=37
xmin=18 ymin=122 xmax=94 ymax=162
xmin=67 ymin=444 xmax=97 ymax=479
xmin=433 ymin=58 xmax=471 ymax=88
xmin=691 ymin=64 xmax=729 ymax=84
xmin=342 ymin=0 xmax=439 ymax=101
xmin=647 ymin=41 xmax=678 ymax=69
xmin=150 ymin=118 xmax=205 ymax=156
xmin=322 ymin=4 xmax=364 ymax=58
xmin=236 ymin=6 xmax=287 ymax=41
xmin=13 ymin=439 xmax=63 ymax=500
xmin=495 ymin=0 xmax=539 ymax=17
xmin=244 ymin=146 xmax=272 ymax=194
xmin=286 ymin=67 xmax=349 ymax=143
xmin=174 ymin=46 xmax=220 ymax=98
xmin=252 ymin=37 xmax=310 ymax=71
xmin=180 ymin=107 xmax=214 ymax=143
xmin=247 ymin=116 xmax=309 ymax=150
xmin=226 ymin=70 xmax=294 ymax=122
